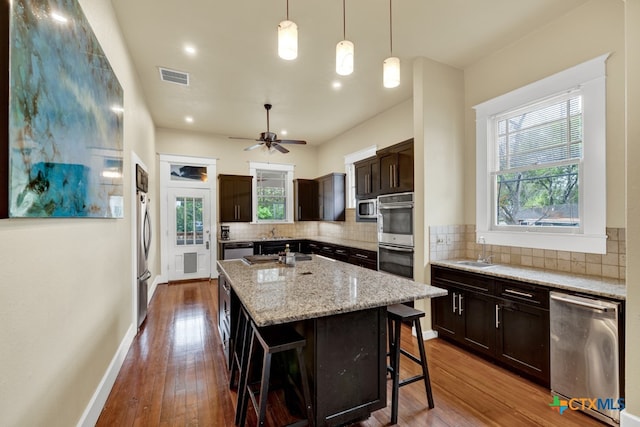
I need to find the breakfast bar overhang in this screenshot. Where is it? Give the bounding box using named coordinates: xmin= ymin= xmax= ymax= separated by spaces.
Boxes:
xmin=217 ymin=255 xmax=447 ymax=426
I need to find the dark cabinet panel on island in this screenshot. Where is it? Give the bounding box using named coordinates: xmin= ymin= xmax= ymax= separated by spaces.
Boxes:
xmin=219 ymin=174 xmax=252 ymax=222
xmin=431 ymin=265 xmax=550 ymax=386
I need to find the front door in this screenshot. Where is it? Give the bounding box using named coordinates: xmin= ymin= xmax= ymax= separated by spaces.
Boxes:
xmin=167 ymin=188 xmax=211 ymax=281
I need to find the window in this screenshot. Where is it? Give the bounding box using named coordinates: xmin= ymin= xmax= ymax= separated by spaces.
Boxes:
xmin=474 ymin=54 xmax=608 ymax=253
xmin=344 ymin=145 xmax=377 ymax=208
xmin=249 ymin=162 xmax=294 ymax=223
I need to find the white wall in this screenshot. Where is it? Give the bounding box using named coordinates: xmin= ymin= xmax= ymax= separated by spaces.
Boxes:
xmin=316 ymin=99 xmax=413 ymax=176
xmin=463 ymin=0 xmax=626 ymax=227
xmin=0 ymin=0 xmax=156 ymax=425
xmin=155 ymin=127 xmax=320 ymax=179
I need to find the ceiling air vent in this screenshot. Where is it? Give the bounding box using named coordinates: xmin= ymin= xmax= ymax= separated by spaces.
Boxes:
xmin=158 ymin=67 xmax=190 ymax=86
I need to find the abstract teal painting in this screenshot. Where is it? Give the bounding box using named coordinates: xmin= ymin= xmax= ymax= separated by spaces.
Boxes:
xmin=9 ymin=0 xmax=124 ymax=218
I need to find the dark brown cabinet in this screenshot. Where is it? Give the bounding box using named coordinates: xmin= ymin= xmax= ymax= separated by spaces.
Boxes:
xmin=348 ymin=248 xmax=378 ymax=271
xmin=354 ymin=156 xmax=379 ymax=199
xmin=431 ymin=265 xmax=550 ymax=386
xmin=377 ymin=139 xmax=414 ymax=194
xmin=294 ymin=179 xmax=319 ymax=221
xmin=219 ymin=174 xmax=252 ymax=222
xmin=317 ymin=173 xmax=346 ymax=221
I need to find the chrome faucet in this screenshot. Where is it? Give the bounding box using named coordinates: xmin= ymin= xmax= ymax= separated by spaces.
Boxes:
xmin=477 ymin=236 xmax=493 ymax=263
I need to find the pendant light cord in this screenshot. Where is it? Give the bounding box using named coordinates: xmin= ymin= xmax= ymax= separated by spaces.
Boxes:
xmin=389 ymin=0 xmax=393 ymax=55
xmin=343 ymin=0 xmax=346 ymax=39
xmin=286 ymin=0 xmax=289 ymax=20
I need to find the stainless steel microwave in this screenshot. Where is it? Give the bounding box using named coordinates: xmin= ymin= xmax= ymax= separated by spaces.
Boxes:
xmin=356 ymin=198 xmax=377 ymax=222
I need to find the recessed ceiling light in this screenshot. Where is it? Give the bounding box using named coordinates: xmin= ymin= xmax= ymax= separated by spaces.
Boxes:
xmin=185 ymin=116 xmax=194 ymax=123
xmin=51 ymin=12 xmax=68 ymax=23
xmin=281 ymin=130 xmax=288 ymax=136
xmin=332 ymin=81 xmax=342 ymax=89
xmin=184 ymin=45 xmax=197 ymax=56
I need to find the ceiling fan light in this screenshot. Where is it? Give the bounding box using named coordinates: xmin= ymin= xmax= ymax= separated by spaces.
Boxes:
xmin=278 ymin=20 xmax=298 ymax=60
xmin=383 ymin=56 xmax=400 ymax=88
xmin=336 ymin=40 xmax=354 ymax=76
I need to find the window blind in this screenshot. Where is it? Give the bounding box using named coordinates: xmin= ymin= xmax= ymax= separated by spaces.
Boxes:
xmin=496 ymin=94 xmax=583 ymax=172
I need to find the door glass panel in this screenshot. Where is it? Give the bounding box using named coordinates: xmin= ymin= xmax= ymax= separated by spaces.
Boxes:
xmin=175 ymin=196 xmax=204 ymax=246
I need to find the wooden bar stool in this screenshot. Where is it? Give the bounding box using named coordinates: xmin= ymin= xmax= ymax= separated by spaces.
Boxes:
xmin=387 ymin=304 xmax=435 ymax=425
xmin=238 ymin=321 xmax=314 ymax=427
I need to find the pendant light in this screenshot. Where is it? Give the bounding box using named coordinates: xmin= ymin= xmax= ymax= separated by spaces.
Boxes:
xmin=278 ymin=0 xmax=298 ymax=60
xmin=336 ymin=0 xmax=354 ymax=76
xmin=383 ymin=0 xmax=400 ymax=88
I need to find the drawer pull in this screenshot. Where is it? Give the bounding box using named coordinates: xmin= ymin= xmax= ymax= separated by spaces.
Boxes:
xmin=354 ymin=253 xmax=369 ymax=259
xmin=504 ymin=289 xmax=533 ymax=298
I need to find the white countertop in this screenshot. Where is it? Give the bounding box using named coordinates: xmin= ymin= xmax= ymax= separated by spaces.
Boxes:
xmin=217 ymin=255 xmax=447 ymax=326
xmin=431 ymin=259 xmax=625 ymax=300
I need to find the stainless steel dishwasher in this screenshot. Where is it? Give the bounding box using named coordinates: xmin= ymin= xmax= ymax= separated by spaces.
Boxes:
xmin=550 ymin=291 xmax=622 ymax=425
xmin=222 ymin=241 xmax=254 ymax=260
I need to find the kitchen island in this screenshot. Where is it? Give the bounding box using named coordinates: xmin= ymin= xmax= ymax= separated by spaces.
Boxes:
xmin=217 ymin=255 xmax=447 ymax=426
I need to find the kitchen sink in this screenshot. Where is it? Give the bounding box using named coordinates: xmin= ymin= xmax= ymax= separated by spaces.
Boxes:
xmin=455 ymin=260 xmax=496 ymax=268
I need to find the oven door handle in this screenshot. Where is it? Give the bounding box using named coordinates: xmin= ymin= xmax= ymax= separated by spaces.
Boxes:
xmin=379 ymin=244 xmax=414 ymax=253
xmin=378 ymin=204 xmax=413 ymax=210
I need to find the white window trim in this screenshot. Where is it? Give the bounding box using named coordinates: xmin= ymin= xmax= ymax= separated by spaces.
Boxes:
xmin=249 ymin=161 xmax=295 ymax=224
xmin=344 ymin=145 xmax=377 ymax=208
xmin=473 ymin=54 xmax=609 ymax=254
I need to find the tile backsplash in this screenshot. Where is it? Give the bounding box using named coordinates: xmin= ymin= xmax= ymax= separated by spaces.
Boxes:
xmin=220 ymin=208 xmax=377 ymax=243
xmin=429 ymin=224 xmax=626 ymax=280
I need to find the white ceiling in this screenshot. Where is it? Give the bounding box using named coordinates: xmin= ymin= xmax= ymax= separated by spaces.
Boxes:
xmin=110 ymin=0 xmax=588 ymax=146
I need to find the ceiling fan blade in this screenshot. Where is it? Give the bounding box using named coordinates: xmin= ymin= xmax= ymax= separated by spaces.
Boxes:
xmin=276 ymin=139 xmax=307 ymax=145
xmin=244 ymin=143 xmax=264 ymax=151
xmin=273 ymin=143 xmax=289 ymax=153
xmin=229 ymin=136 xmax=262 ymax=141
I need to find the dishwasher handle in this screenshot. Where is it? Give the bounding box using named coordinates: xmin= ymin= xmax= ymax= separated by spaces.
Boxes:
xmin=550 ymin=293 xmax=617 ymax=313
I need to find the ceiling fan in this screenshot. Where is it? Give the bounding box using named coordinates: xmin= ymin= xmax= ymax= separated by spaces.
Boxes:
xmin=229 ymin=104 xmax=307 ymax=153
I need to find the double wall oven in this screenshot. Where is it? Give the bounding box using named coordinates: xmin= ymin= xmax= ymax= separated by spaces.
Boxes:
xmin=377 ymin=192 xmax=414 ymax=280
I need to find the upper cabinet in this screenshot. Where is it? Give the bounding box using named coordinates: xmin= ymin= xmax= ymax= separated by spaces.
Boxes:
xmin=377 ymin=138 xmax=414 ymax=194
xmin=295 ymin=173 xmax=346 ymax=222
xmin=354 ymin=139 xmax=414 ymax=198
xmin=294 ymin=179 xmax=319 ymax=221
xmin=354 ymin=156 xmax=379 ymax=199
xmin=318 ymin=173 xmax=346 ymax=221
xmin=219 ymin=174 xmax=252 ymax=222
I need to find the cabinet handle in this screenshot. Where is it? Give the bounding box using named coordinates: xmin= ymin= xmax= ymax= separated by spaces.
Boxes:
xmin=389 ymin=165 xmax=393 ymax=188
xmin=452 ymin=292 xmax=457 ymax=313
xmin=458 ymin=294 xmax=463 ymax=315
xmin=354 ymin=253 xmax=369 ymax=259
xmin=298 ymin=206 xmax=301 ymax=218
xmin=495 ymin=304 xmax=500 ymax=328
xmin=504 ymin=288 xmax=534 ymax=299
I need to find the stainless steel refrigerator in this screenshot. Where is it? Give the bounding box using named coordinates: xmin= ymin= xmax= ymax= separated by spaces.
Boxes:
xmin=136 ymin=164 xmax=152 ymax=329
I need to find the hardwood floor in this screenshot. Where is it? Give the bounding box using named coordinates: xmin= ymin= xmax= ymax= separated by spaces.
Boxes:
xmin=97 ymin=280 xmax=603 ymax=426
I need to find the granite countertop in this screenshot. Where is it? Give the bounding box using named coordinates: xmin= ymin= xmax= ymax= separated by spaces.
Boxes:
xmin=431 ymin=259 xmax=626 ymax=300
xmin=217 ymin=255 xmax=447 ymax=326
xmin=218 ymin=236 xmax=378 ymax=252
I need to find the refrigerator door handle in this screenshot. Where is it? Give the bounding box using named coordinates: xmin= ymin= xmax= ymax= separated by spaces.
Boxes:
xmin=143 ymin=204 xmax=152 ymax=259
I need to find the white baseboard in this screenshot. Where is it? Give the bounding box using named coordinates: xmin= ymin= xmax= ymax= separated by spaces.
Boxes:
xmin=621 ymin=410 xmax=640 ymax=427
xmin=77 ymin=323 xmax=136 ymax=427
xmin=412 ymin=327 xmax=438 ymax=341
